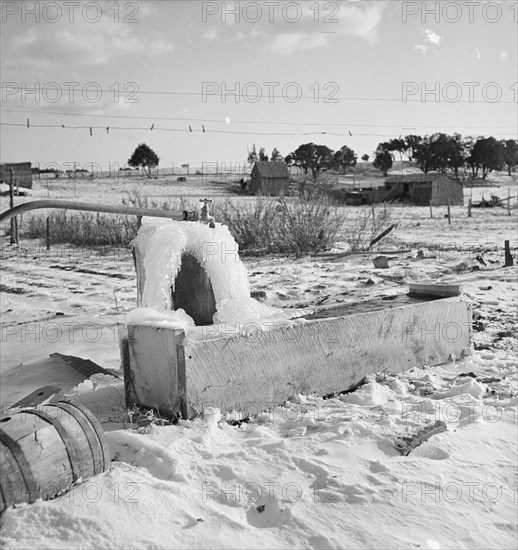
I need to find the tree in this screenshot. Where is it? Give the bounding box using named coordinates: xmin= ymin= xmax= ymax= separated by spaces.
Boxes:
xmin=469 ymin=137 xmax=505 ymax=179
xmin=373 ymin=143 xmax=393 ymax=176
xmin=285 ymin=143 xmax=334 ymax=180
xmin=463 ymin=136 xmax=479 ymax=179
xmin=334 ymin=145 xmax=357 ymax=173
xmin=404 ymin=135 xmax=424 ymax=162
xmin=128 ymin=144 xmax=159 ymax=177
xmin=361 ymin=154 xmax=370 ymax=162
xmin=259 ymin=147 xmax=269 ymax=161
xmin=423 ymin=133 xmax=465 ymax=176
xmin=247 ymin=145 xmax=258 ymax=167
xmin=271 ymin=147 xmax=283 ymax=162
xmin=502 ymin=139 xmax=518 ymax=176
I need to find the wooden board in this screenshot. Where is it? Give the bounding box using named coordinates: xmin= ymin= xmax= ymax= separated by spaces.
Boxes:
xmin=125 ymin=325 xmax=186 ymax=417
xmin=183 ymin=297 xmax=472 ymax=416
xmin=408 ymin=282 xmax=462 ymax=299
xmin=124 ymin=296 xmax=472 ymax=418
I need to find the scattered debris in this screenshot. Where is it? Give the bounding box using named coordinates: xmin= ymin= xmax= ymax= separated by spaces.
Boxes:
xmin=395 ymin=421 xmax=448 ymax=456
xmin=372 ymin=256 xmax=391 ymax=269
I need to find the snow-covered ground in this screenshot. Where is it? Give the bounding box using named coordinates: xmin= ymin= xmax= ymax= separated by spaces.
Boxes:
xmin=0 ymin=179 xmax=516 ymax=549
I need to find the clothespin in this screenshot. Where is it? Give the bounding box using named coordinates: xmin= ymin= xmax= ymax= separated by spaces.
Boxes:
xmin=89 ymin=127 xmax=92 ymax=136
xmin=27 ymin=118 xmax=30 ymax=128
xmin=348 ymin=130 xmax=352 ymax=136
xmin=189 ymin=125 xmax=192 ymax=132
xmin=150 ymin=123 xmax=154 ymax=131
xmin=106 ymin=127 xmax=110 ymax=133
xmin=202 ymin=125 xmax=206 ymax=133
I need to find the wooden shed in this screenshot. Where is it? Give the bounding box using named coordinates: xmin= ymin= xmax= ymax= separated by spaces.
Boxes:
xmin=0 ymin=162 xmax=33 ymax=189
xmin=384 ymin=173 xmax=463 ymax=206
xmin=250 ymin=161 xmax=290 ymax=196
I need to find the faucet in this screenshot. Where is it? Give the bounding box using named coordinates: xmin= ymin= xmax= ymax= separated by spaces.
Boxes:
xmin=199 ymin=198 xmax=216 ymax=229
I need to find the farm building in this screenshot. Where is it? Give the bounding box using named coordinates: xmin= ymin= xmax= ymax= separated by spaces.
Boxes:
xmin=326 ymin=186 xmax=387 ymax=205
xmin=0 ymin=162 xmax=32 ymax=189
xmin=250 ymin=161 xmax=290 ymax=196
xmin=384 ymin=173 xmax=463 ymax=206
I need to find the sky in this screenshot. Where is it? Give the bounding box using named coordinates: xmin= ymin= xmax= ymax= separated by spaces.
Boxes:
xmin=0 ymin=0 xmax=517 ymax=172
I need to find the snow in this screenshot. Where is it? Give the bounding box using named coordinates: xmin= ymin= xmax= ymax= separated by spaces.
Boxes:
xmin=1 ymin=349 xmax=516 ymax=549
xmin=0 ymin=178 xmax=517 ymax=549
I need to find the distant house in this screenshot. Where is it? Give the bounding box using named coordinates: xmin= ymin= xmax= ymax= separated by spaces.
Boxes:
xmin=0 ymin=162 xmax=32 ymax=189
xmin=384 ymin=173 xmax=463 ymax=206
xmin=250 ymin=161 xmax=290 ymax=196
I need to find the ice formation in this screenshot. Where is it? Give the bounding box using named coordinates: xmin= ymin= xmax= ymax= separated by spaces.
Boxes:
xmin=128 ymin=218 xmax=284 ymax=329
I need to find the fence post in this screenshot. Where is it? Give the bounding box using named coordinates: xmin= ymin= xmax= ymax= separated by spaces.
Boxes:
xmin=468 ymin=198 xmax=472 ymax=218
xmin=429 ymin=200 xmax=433 ymax=219
xmin=447 ymin=200 xmax=451 ymax=225
xmin=46 ymin=217 xmax=51 ymax=251
xmin=504 ymin=240 xmax=513 ymax=267
xmin=508 ymin=189 xmax=511 ymax=217
xmin=9 ymin=168 xmax=18 ymax=245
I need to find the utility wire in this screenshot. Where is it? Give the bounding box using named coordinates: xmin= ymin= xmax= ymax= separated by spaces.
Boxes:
xmin=2 ymin=121 xmax=517 ymax=138
xmin=2 ymin=108 xmax=516 ymax=130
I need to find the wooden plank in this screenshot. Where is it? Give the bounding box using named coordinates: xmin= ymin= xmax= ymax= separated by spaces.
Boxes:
xmin=302 ymin=294 xmax=426 ymax=321
xmin=9 ymin=386 xmax=62 ymax=410
xmin=408 ymin=282 xmax=462 ymax=299
xmin=126 ymin=325 xmax=185 ymax=417
xmin=181 ymin=297 xmax=472 ymax=416
xmin=120 ymin=336 xmax=136 ymax=409
xmin=395 ymin=421 xmax=448 ymax=456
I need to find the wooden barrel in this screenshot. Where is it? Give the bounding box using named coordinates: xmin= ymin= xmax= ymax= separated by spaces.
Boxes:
xmin=0 ymin=400 xmax=109 ymax=512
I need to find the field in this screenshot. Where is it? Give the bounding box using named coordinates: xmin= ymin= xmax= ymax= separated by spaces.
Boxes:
xmin=0 ymin=176 xmax=517 ymax=549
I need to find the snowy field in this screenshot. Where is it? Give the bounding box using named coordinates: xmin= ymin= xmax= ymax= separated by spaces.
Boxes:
xmin=0 ymin=178 xmax=517 ymax=549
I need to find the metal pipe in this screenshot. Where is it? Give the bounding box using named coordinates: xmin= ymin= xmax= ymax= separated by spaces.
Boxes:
xmin=0 ymin=200 xmax=196 ymax=224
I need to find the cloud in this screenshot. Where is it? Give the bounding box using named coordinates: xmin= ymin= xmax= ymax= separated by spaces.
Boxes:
xmin=5 ymin=15 xmax=175 ymax=71
xmin=414 ymin=27 xmax=444 ymax=55
xmin=216 ymin=1 xmax=385 ymax=51
xmin=202 ymin=29 xmax=219 ymax=41
xmin=424 ymin=29 xmax=443 ymax=45
xmin=336 ymin=3 xmax=384 ymax=43
xmin=270 ymin=33 xmax=329 ymax=55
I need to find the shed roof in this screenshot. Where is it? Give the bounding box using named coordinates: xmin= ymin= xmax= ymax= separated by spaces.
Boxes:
xmin=253 ymin=161 xmax=289 ymax=179
xmin=385 ymin=172 xmax=448 ymax=184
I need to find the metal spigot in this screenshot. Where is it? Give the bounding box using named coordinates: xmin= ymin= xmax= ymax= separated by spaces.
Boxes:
xmin=199 ymin=198 xmax=216 ymax=228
